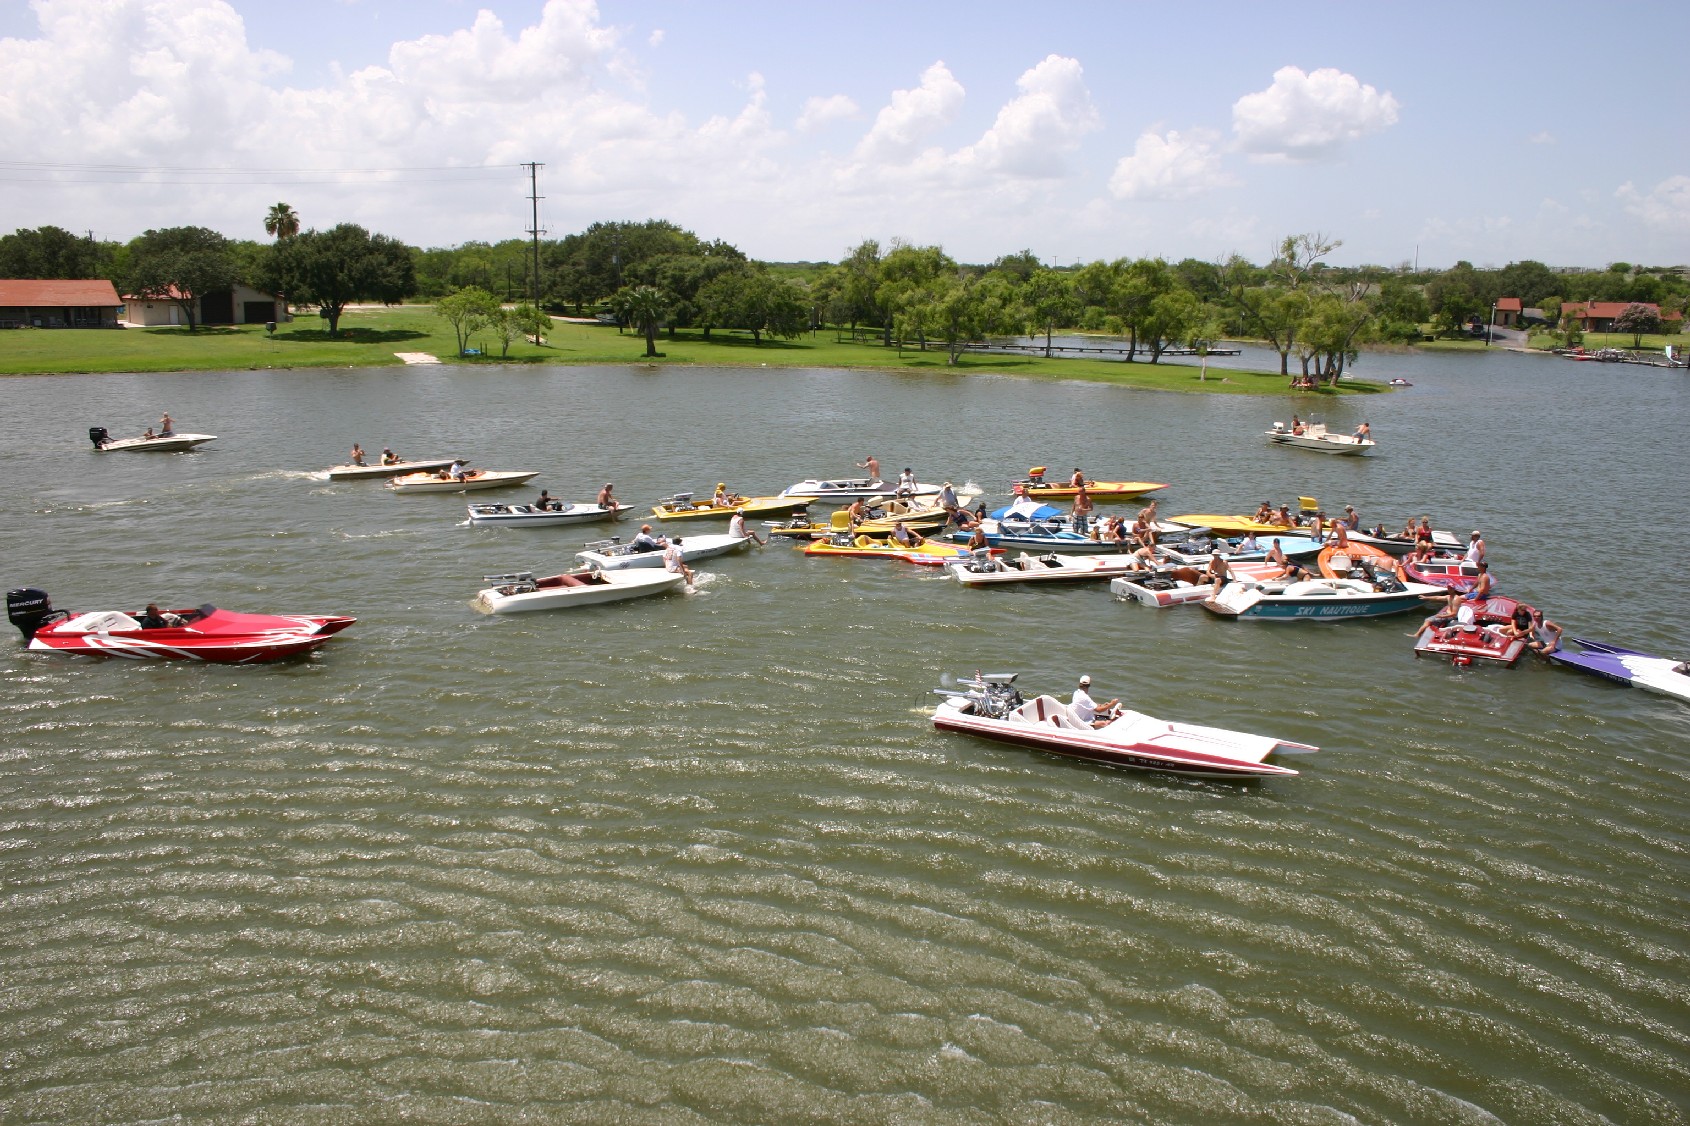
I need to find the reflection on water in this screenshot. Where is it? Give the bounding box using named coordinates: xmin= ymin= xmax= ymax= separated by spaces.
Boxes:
xmin=0 ymin=351 xmax=1686 ymax=1122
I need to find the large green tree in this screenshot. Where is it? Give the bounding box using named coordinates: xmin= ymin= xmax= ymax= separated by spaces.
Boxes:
xmin=126 ymin=225 xmax=240 ymax=331
xmin=1023 ymin=268 xmax=1076 ymax=357
xmin=272 ymin=224 xmax=416 ymax=335
xmin=436 ymin=286 xmax=500 ymax=355
xmin=0 ymin=225 xmax=117 ymax=280
xmin=614 ymin=284 xmax=670 ymax=357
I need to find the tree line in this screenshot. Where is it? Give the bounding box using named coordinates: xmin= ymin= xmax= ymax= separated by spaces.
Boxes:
xmin=3 ymin=216 xmax=1685 ymax=372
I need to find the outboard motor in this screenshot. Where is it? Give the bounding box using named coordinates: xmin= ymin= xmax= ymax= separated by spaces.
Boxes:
xmin=8 ymin=588 xmax=62 ymax=640
xmin=89 ymin=426 xmax=109 ymax=450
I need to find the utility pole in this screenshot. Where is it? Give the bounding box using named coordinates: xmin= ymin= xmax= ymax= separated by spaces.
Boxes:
xmin=522 ymin=161 xmax=545 ymax=309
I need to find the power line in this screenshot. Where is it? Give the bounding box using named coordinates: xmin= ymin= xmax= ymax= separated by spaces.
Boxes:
xmin=0 ymin=159 xmax=518 ymax=175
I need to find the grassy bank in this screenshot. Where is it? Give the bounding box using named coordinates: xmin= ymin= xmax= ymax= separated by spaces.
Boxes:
xmin=1 ymin=306 xmax=1384 ymax=395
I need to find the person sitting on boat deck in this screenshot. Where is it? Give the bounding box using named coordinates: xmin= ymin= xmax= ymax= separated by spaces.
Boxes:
xmin=1354 ymin=422 xmax=1372 ymax=441
xmin=1272 ymin=505 xmax=1294 ymax=527
xmin=856 ymin=454 xmax=881 ymax=482
xmin=1131 ymin=513 xmax=1157 ymax=549
xmin=891 ymin=521 xmax=924 ymax=547
xmin=1071 ymin=675 xmax=1119 ymax=729
xmin=630 ymin=524 xmax=666 ymax=553
xmin=1399 ymin=516 xmax=1419 ymax=539
xmin=973 ymin=501 xmax=988 ymax=523
xmin=1416 ymin=516 xmax=1434 ymax=542
xmin=1265 ymin=538 xmax=1289 ymax=568
xmin=381 ymin=448 xmax=399 ymax=465
xmin=159 ymin=412 xmax=174 ymax=437
xmin=141 ymin=427 xmax=157 ymax=441
xmin=137 ymin=603 xmax=183 ymax=629
xmin=1520 ymin=609 xmax=1562 ymax=657
xmin=1069 ymin=468 xmax=1086 ymax=489
xmin=895 ymin=467 xmax=917 ymax=497
xmin=966 ymin=525 xmax=990 ymax=556
xmin=937 ymin=481 xmax=959 ymax=512
xmin=1465 ymin=530 xmax=1486 ymax=565
xmin=1238 ymin=531 xmax=1260 ymax=553
xmin=1469 ymin=561 xmax=1493 ymax=599
xmin=1331 ymin=519 xmax=1350 ymax=548
xmin=596 ymin=482 xmax=620 ymax=517
xmin=1291 ymin=416 xmax=1305 ymax=436
xmin=662 ymin=537 xmax=696 ymax=585
xmin=350 ymin=443 xmax=366 ymax=466
xmin=1253 ymin=501 xmax=1274 ymax=524
xmin=728 ymin=510 xmax=766 ymax=547
xmin=1203 ymin=553 xmax=1233 ymax=592
xmin=534 ymin=489 xmax=559 ymax=511
xmin=1071 ymin=486 xmax=1095 ymax=535
xmin=448 ymin=459 xmax=468 ymax=481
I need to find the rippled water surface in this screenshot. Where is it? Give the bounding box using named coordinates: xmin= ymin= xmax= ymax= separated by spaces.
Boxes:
xmin=1 ymin=351 xmax=1686 ymax=1123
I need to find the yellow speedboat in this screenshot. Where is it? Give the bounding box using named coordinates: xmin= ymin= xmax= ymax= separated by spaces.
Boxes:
xmin=1015 ymin=468 xmax=1168 ymax=502
xmin=1170 ymin=513 xmax=1293 ymax=536
xmin=802 ymin=533 xmax=974 ymax=566
xmin=652 ymin=489 xmax=809 ymax=521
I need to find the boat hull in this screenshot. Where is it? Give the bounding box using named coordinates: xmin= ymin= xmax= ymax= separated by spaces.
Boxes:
xmin=26 ymin=607 xmax=354 ymax=663
xmin=779 ymin=478 xmax=941 ymax=501
xmin=1203 ymin=578 xmax=1443 ymax=620
xmin=95 ymin=433 xmax=217 ymax=452
xmin=467 ymin=502 xmax=630 ymax=526
xmin=1265 ymin=426 xmax=1375 ymax=455
xmin=474 ymin=569 xmax=685 ymax=613
xmin=1020 ymin=480 xmax=1169 ymax=502
xmin=933 ymin=696 xmax=1312 ymax=779
xmin=577 ymin=534 xmax=749 ymax=570
xmin=389 ymin=470 xmax=539 ymax=493
xmin=653 ymin=495 xmax=808 ymax=520
xmin=327 ymin=458 xmax=455 ymax=480
xmin=947 ymin=552 xmax=1146 ymax=586
xmin=1550 ymin=639 xmax=1690 ymax=703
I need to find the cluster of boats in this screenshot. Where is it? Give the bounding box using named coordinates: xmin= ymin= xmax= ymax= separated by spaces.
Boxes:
xmin=25 ymin=432 xmax=1684 ymax=773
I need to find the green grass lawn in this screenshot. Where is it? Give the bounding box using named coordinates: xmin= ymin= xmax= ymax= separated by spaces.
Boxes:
xmin=0 ymin=306 xmax=1383 ymax=395
xmin=1525 ymin=330 xmax=1688 ymax=352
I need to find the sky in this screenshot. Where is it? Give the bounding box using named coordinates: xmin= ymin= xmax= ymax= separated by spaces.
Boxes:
xmin=2 ymin=0 xmax=1687 ymax=270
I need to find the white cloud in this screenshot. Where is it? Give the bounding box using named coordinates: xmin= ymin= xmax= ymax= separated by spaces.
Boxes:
xmin=797 ymin=94 xmax=858 ymax=133
xmin=852 ymin=61 xmax=964 ymax=163
xmin=955 ymin=55 xmax=1099 ymax=177
xmin=1108 ymin=128 xmax=1234 ymax=200
xmin=1528 ymin=130 xmax=1556 ymax=144
xmin=1616 ymin=176 xmax=1690 ymax=233
xmin=1231 ymin=66 xmax=1399 ymax=161
xmin=648 ymin=28 xmax=664 ymax=47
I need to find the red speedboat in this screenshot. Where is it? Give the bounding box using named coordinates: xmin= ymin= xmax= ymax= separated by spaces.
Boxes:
xmin=8 ymin=588 xmax=355 ymax=663
xmin=1401 ymin=553 xmax=1483 ymax=592
xmin=1412 ymin=594 xmax=1531 ymax=666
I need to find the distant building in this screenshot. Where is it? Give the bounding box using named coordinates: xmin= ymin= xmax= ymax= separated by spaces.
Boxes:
xmin=0 ymin=278 xmax=123 ymax=328
xmin=1560 ymin=301 xmax=1667 ymax=333
xmin=1493 ymin=296 xmax=1522 ymax=327
xmin=123 ymin=283 xmax=284 ymax=327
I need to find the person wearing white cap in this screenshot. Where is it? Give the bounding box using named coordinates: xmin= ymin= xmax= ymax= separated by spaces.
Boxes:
xmin=1071 ymin=675 xmax=1119 ymax=728
xmin=1465 ymin=530 xmax=1485 ymax=565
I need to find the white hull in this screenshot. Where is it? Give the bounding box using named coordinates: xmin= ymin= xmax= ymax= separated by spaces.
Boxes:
xmin=474 ymin=568 xmax=685 ymax=613
xmin=947 ymin=552 xmax=1147 ymax=586
xmin=389 ymin=470 xmax=539 ymax=493
xmin=577 ymin=533 xmax=749 ymax=570
xmin=96 ymin=433 xmax=216 ymax=452
xmin=933 ymin=693 xmax=1315 ymax=778
xmin=1265 ymin=424 xmax=1374 ymax=455
xmin=779 ymin=478 xmax=942 ymax=501
xmin=468 ymin=502 xmax=630 ymax=526
xmin=327 ymin=458 xmax=454 ymax=480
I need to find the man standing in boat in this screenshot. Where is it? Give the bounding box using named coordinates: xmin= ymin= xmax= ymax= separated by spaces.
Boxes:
xmin=856 ymin=454 xmax=881 ymax=483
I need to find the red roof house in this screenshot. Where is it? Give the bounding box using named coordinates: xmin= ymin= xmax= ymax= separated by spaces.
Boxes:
xmin=1561 ymin=301 xmax=1665 ymax=332
xmin=1494 ymin=296 xmax=1522 ymax=327
xmin=0 ymin=279 xmax=123 ymax=328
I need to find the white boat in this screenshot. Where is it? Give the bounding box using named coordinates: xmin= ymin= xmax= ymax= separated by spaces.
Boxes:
xmin=932 ymin=673 xmax=1317 ymax=779
xmin=326 ymin=458 xmax=455 ymax=480
xmin=778 ymin=477 xmax=942 ymax=501
xmin=576 ymin=533 xmax=749 ymax=570
xmin=1203 ymin=576 xmax=1443 ymax=620
xmin=1265 ymin=422 xmax=1375 ymax=455
xmin=388 ymin=469 xmax=539 ymax=494
xmin=1111 ymin=562 xmax=1288 ymax=607
xmin=91 ymin=430 xmax=216 ymax=452
xmin=472 ymin=567 xmax=686 ymax=613
xmin=946 ymin=551 xmax=1149 ymax=586
xmin=467 ymin=501 xmax=631 ymax=526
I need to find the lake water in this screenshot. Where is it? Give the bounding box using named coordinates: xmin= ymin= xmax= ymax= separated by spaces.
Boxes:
xmin=1 ymin=348 xmax=1686 ymax=1123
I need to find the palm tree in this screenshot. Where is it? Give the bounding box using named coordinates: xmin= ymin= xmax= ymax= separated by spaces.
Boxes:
xmin=264 ymin=202 xmax=299 ymax=241
xmin=619 ymin=285 xmax=669 ymax=357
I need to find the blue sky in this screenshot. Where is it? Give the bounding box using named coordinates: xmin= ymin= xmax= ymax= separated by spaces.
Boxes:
xmin=2 ymin=0 xmax=1686 ymax=268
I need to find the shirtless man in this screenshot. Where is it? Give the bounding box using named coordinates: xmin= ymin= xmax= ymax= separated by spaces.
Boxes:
xmin=350 ymin=443 xmax=366 ymax=466
xmin=856 ymin=454 xmax=881 ymax=482
xmin=1071 ymin=486 xmax=1095 ymax=535
xmin=159 ymin=412 xmax=174 ymax=437
xmin=1203 ymin=553 xmax=1233 ymax=592
xmin=597 ymin=482 xmax=620 ymax=518
xmin=1253 ymin=501 xmax=1274 ymax=524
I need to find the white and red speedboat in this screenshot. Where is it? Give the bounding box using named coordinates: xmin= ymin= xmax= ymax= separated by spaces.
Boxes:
xmin=7 ymin=588 xmax=355 ymax=663
xmin=932 ymin=673 xmax=1317 ymax=779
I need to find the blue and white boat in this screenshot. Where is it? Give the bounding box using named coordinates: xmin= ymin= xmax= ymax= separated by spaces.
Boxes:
xmin=1549 ymin=639 xmax=1690 ymax=704
xmin=945 ymin=500 xmax=1164 ymax=554
xmin=1202 ymin=575 xmax=1442 ymax=621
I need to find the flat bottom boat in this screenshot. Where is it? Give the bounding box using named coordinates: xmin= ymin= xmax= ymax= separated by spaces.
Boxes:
xmin=473 ymin=568 xmax=686 ymax=613
xmin=1550 ymin=639 xmax=1690 ymax=704
xmin=468 ymin=501 xmax=631 ymax=526
xmin=8 ymin=589 xmax=353 ymax=663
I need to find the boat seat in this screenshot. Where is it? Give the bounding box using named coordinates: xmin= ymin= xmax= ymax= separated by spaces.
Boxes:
xmin=830 ymin=511 xmax=852 ymax=531
xmin=1299 ymin=496 xmax=1319 ymax=512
